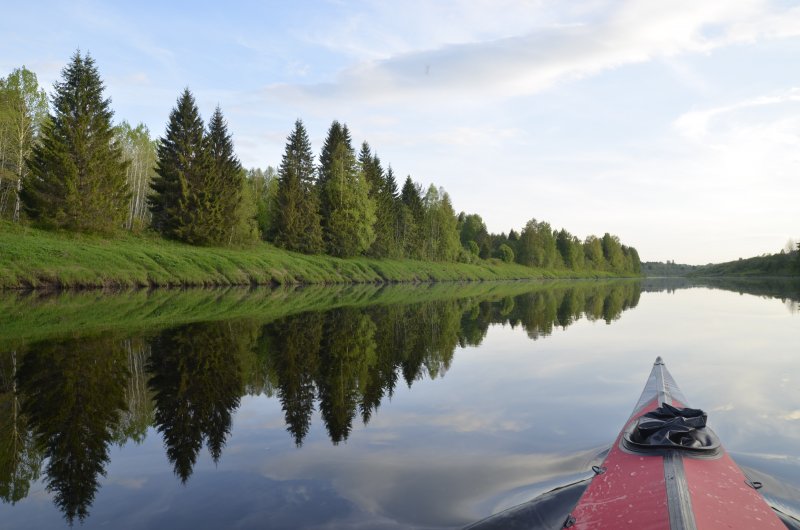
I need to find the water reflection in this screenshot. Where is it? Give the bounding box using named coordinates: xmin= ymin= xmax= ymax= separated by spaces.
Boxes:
xmin=0 ymin=350 xmax=42 ymax=505
xmin=18 ymin=337 xmax=128 ymax=523
xmin=0 ymin=277 xmax=795 ymax=524
xmin=149 ymin=322 xmax=249 ymax=482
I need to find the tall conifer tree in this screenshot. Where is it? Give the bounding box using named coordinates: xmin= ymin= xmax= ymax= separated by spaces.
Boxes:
xmin=358 ymin=141 xmax=383 ymax=198
xmin=317 ymin=121 xmax=375 ymax=257
xmin=367 ymin=155 xmax=402 ymax=258
xmin=22 ymin=51 xmax=128 ymax=232
xmin=274 ymin=119 xmax=323 ymax=253
xmin=149 ymin=89 xmax=215 ymax=243
xmin=207 ymin=106 xmax=253 ymax=244
xmin=399 ymin=176 xmax=424 ymax=258
xmin=317 ymin=120 xmax=347 ymax=233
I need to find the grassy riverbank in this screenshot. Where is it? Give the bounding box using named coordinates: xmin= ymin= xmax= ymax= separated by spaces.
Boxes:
xmin=0 ymin=222 xmax=629 ymax=289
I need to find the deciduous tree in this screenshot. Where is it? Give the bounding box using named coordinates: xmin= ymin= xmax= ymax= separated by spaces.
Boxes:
xmin=0 ymin=67 xmax=48 ymax=222
xmin=115 ymin=121 xmax=156 ymax=230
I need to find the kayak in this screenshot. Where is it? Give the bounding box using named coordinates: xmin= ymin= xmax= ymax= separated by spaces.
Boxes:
xmin=565 ymin=356 xmax=785 ymax=529
xmin=466 ymin=357 xmax=799 ymax=529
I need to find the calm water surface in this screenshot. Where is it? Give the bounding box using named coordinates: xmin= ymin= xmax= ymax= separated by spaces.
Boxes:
xmin=0 ymin=279 xmax=798 ymax=529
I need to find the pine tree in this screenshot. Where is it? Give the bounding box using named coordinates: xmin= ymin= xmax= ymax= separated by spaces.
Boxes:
xmin=274 ymin=119 xmax=323 ymax=253
xmin=149 ymin=89 xmax=214 ymax=243
xmin=22 ymin=51 xmax=129 ymax=232
xmin=317 ymin=121 xmax=375 ymax=257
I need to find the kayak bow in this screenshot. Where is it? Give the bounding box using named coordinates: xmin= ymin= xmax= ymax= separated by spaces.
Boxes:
xmin=566 ymin=356 xmax=785 ymax=529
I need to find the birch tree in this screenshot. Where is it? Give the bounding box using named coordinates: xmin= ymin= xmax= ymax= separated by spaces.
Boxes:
xmin=0 ymin=67 xmax=48 ymax=221
xmin=115 ymin=121 xmax=157 ymax=230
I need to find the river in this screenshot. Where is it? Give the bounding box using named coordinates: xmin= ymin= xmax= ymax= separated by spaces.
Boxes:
xmin=0 ymin=278 xmax=798 ymax=528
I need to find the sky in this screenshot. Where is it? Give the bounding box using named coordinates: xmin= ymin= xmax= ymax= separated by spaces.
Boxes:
xmin=2 ymin=0 xmax=799 ymax=264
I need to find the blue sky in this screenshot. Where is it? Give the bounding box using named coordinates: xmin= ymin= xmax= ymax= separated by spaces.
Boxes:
xmin=3 ymin=0 xmax=800 ymax=264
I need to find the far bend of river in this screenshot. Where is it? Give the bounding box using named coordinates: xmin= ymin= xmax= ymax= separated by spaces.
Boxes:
xmin=1 ymin=278 xmax=799 ymax=529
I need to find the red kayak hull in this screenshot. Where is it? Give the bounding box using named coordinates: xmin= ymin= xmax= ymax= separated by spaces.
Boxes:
xmin=567 ymin=358 xmax=784 ymax=529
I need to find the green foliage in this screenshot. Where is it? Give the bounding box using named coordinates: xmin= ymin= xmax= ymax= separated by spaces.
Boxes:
xmin=420 ymin=185 xmax=461 ymax=261
xmin=247 ymin=166 xmax=278 ymax=240
xmin=399 ymin=176 xmax=424 ymax=258
xmin=690 ymin=250 xmax=800 ymax=277
xmin=458 ymin=213 xmax=488 ymax=252
xmin=0 ymin=67 xmax=48 ymax=222
xmin=207 ymin=107 xmax=255 ymax=245
xmin=150 ymin=93 xmax=244 ymax=246
xmin=115 ymin=121 xmax=157 ymax=231
xmin=641 ymin=261 xmax=699 ymax=277
xmin=149 ymin=89 xmax=211 ymax=241
xmin=380 ymin=166 xmax=403 ymax=256
xmin=583 ymin=235 xmax=605 ymax=270
xmin=517 ymin=219 xmax=560 ymax=268
xmin=273 ymin=120 xmax=323 ymax=253
xmin=318 ymin=121 xmax=376 ymax=257
xmin=22 ymin=52 xmax=129 ymax=233
xmin=556 ymin=229 xmax=584 ymax=270
xmin=362 ymin=147 xmax=401 ymax=258
xmin=498 ymin=243 xmax=514 ymax=263
xmin=229 ymin=170 xmax=260 ymax=245
xmin=601 ymin=233 xmax=625 ymax=271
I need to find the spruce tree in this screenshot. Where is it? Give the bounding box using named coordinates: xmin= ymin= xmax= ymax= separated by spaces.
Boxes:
xmin=317 ymin=120 xmax=348 ymax=233
xmin=367 ymin=155 xmax=401 ymax=258
xmin=399 ymin=176 xmax=424 ymax=258
xmin=207 ymin=106 xmax=254 ymax=244
xmin=22 ymin=51 xmax=129 ymax=232
xmin=317 ymin=121 xmax=375 ymax=257
xmin=274 ymin=119 xmax=323 ymax=253
xmin=149 ymin=89 xmax=214 ymax=244
xmin=358 ymin=141 xmax=383 ymax=198
xmin=382 ymin=166 xmax=403 ymax=255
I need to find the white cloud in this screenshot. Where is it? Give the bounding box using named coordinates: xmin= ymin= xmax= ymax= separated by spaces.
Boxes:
xmin=674 ymin=87 xmax=800 ymax=140
xmin=267 ymin=0 xmax=800 ymax=107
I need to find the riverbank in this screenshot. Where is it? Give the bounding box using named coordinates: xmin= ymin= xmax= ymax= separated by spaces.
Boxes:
xmin=0 ymin=222 xmax=631 ymax=289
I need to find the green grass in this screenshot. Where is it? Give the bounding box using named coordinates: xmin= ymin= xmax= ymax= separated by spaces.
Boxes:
xmin=0 ymin=222 xmax=630 ymax=289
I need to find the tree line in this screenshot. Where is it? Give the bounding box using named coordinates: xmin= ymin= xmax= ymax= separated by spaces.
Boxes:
xmin=1 ymin=51 xmax=640 ymax=273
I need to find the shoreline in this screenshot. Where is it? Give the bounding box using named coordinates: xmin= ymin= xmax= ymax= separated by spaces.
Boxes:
xmin=0 ymin=222 xmax=637 ymax=290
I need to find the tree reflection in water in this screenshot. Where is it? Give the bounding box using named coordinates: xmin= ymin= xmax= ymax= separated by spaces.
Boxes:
xmin=0 ymin=280 xmax=645 ymax=522
xmin=17 ymin=337 xmax=128 ymax=523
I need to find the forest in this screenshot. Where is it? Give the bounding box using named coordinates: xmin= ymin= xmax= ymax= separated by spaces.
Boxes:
xmin=0 ymin=51 xmax=641 ymax=276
